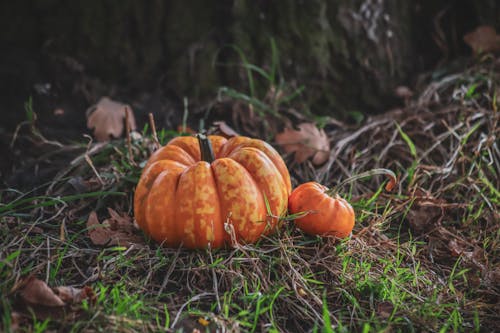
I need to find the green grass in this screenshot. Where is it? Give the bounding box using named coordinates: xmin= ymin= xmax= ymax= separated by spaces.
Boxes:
xmin=1 ymin=56 xmax=499 ymax=332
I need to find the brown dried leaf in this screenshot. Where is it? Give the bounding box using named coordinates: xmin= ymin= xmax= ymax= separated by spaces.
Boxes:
xmin=212 ymin=121 xmax=240 ymax=138
xmin=53 ymin=285 xmax=96 ymax=305
xmin=275 ymin=123 xmax=330 ymax=165
xmin=14 ymin=277 xmax=96 ymax=323
xmin=53 ymin=108 xmax=65 ymax=116
xmin=87 ymin=211 xmax=111 ymax=246
xmin=484 ymin=267 xmax=500 ymax=288
xmin=463 ymin=25 xmax=500 ymax=54
xmin=87 ymin=210 xmax=143 ymax=247
xmin=394 ymin=86 xmax=413 ymax=99
xmin=376 ymin=301 xmax=394 ymax=319
xmin=448 ymin=239 xmax=464 ymax=257
xmin=19 ymin=276 xmax=65 ymax=307
xmin=86 ymin=97 xmax=137 ymax=141
xmin=107 ymin=208 xmax=138 ymax=234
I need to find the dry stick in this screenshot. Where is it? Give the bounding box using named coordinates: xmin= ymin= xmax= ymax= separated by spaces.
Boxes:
xmin=60 ymin=217 xmax=66 ymax=242
xmin=85 ymin=154 xmax=104 ymax=186
xmin=171 ymin=292 xmax=215 ymax=329
xmin=319 ymin=117 xmax=391 ymax=182
xmin=148 ymin=113 xmax=161 ymax=150
xmin=46 ymin=236 xmax=50 ymax=284
xmin=124 ymin=106 xmax=136 ymax=165
xmin=10 ymin=114 xmax=64 ymax=149
xmin=45 ymin=141 xmax=107 ymax=195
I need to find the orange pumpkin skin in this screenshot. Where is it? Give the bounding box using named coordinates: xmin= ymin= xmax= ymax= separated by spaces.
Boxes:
xmin=134 ymin=135 xmax=291 ymax=249
xmin=288 ymin=182 xmax=355 ymax=238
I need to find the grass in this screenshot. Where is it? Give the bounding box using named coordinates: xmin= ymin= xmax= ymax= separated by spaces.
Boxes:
xmin=215 ymin=38 xmax=309 ymax=140
xmin=1 ymin=57 xmax=499 ymax=332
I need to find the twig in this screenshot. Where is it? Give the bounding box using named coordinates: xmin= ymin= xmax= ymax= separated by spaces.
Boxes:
xmin=171 ymin=292 xmax=215 ymax=329
xmin=84 ymin=154 xmax=104 ymax=186
xmin=148 ymin=113 xmax=161 ymax=150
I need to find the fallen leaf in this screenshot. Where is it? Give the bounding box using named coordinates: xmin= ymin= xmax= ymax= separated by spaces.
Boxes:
xmin=87 ymin=211 xmax=111 ymax=246
xmin=212 ymin=121 xmax=239 ymax=138
xmin=53 ymin=285 xmax=96 ymax=305
xmin=447 ymin=238 xmax=487 ymax=272
xmin=448 ymin=239 xmax=464 ymax=257
xmin=394 ymin=86 xmax=413 ymax=99
xmin=275 ymin=123 xmax=330 ymax=165
xmin=86 ymin=97 xmax=137 ymax=141
xmin=463 ymin=25 xmax=500 ymax=54
xmin=13 ymin=276 xmax=96 ymax=322
xmin=376 ymin=301 xmax=394 ymax=319
xmin=462 ymin=248 xmax=486 ymax=272
xmin=19 ymin=276 xmax=65 ymax=307
xmin=484 ymin=267 xmax=500 ymax=288
xmin=106 ymin=208 xmax=138 ymax=234
xmin=53 ymin=108 xmax=65 ymax=116
xmin=87 ymin=210 xmax=143 ymax=247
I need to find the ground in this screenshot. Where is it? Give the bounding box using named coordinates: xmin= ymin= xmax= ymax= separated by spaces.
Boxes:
xmin=0 ymin=54 xmax=499 ymax=332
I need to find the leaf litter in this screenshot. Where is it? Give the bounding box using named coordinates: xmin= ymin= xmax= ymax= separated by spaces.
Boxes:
xmin=87 ymin=208 xmax=143 ymax=247
xmin=1 ymin=56 xmax=499 ymax=331
xmin=275 ymin=122 xmax=330 ymax=165
xmin=463 ymin=25 xmax=500 ymax=55
xmin=86 ymin=96 xmax=137 ymax=142
xmin=9 ymin=275 xmax=95 ymax=327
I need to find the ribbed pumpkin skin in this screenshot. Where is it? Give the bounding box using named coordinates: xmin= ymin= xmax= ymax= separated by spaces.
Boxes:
xmin=134 ymin=135 xmax=291 ymax=249
xmin=288 ymin=182 xmax=355 ymax=238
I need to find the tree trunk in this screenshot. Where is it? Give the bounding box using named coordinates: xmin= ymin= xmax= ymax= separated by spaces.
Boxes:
xmin=1 ymin=0 xmax=498 ymax=130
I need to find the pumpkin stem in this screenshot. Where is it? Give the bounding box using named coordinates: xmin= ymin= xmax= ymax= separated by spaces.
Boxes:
xmin=197 ymin=133 xmax=215 ymax=163
xmin=326 ymin=168 xmax=398 ymax=196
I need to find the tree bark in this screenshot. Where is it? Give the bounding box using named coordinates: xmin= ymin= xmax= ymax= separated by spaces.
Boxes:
xmin=1 ymin=0 xmax=498 ymax=130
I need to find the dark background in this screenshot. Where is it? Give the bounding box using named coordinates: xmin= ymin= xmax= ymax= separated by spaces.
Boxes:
xmin=0 ymin=0 xmax=498 ymax=135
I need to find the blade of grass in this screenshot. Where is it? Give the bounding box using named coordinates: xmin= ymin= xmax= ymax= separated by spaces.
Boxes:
xmin=225 ymin=44 xmax=256 ymax=98
xmin=395 ymin=123 xmax=417 ymax=158
xmin=322 ymin=291 xmax=334 ymax=333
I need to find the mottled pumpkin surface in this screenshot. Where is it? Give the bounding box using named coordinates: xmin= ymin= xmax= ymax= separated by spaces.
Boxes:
xmin=134 ymin=135 xmax=291 ymax=249
xmin=288 ymin=182 xmax=355 ymax=238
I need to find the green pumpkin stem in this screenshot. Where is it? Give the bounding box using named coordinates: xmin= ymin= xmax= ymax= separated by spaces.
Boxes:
xmin=326 ymin=168 xmax=397 ymax=196
xmin=197 ymin=133 xmax=215 ymax=163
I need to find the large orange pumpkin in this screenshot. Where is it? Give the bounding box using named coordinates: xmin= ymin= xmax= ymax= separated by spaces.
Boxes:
xmin=134 ymin=134 xmax=291 ymax=249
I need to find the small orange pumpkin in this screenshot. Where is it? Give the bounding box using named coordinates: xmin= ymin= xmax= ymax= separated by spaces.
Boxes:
xmin=134 ymin=134 xmax=291 ymax=249
xmin=288 ymin=182 xmax=355 ymax=238
xmin=289 ymin=169 xmax=397 ymax=238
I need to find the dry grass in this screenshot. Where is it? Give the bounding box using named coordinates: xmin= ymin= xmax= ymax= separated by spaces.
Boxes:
xmin=1 ymin=57 xmax=499 ymax=332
